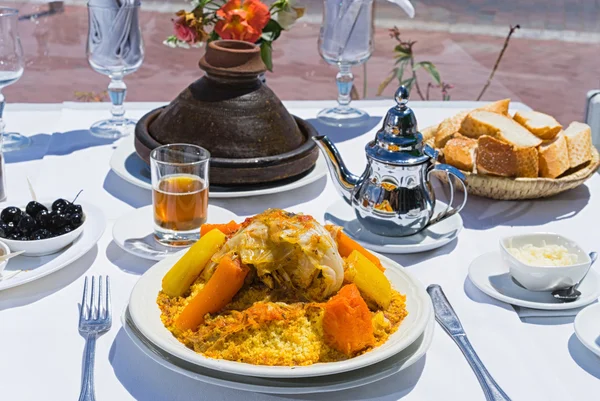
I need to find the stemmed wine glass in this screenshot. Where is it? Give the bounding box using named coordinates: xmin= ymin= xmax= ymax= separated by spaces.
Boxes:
xmin=318 ymin=0 xmax=373 ymax=127
xmin=0 ymin=8 xmax=28 ymax=152
xmin=87 ymin=2 xmax=144 ymax=139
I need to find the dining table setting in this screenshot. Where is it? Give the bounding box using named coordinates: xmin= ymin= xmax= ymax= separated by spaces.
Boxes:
xmin=1 ymin=2 xmax=600 ymax=401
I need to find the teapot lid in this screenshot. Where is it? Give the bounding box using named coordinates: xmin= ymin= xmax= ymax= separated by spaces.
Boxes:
xmin=366 ymin=86 xmax=436 ymax=165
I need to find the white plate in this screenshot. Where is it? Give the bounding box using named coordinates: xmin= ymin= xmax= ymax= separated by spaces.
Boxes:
xmin=325 ymin=199 xmax=462 ymax=254
xmin=121 ymin=305 xmax=434 ymax=394
xmin=113 ymin=205 xmax=238 ymax=261
xmin=129 ymin=251 xmax=432 ymax=378
xmin=0 ymin=202 xmax=106 ymax=291
xmin=468 ymin=251 xmax=600 ymax=310
xmin=574 ymin=303 xmax=600 ymax=358
xmin=110 ymin=139 xmax=328 ymax=198
xmin=1 ymin=201 xmax=87 ymax=256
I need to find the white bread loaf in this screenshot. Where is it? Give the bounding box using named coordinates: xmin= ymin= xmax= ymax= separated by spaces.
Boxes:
xmin=515 ymin=146 xmax=539 ymax=178
xmin=514 ymin=111 xmax=562 ymax=140
xmin=433 ymin=99 xmax=510 ymax=148
xmin=460 ymin=110 xmax=542 ymax=148
xmin=538 ymin=133 xmax=570 ymax=178
xmin=443 ymin=135 xmax=478 ymax=172
xmin=563 ymin=122 xmax=592 ymax=168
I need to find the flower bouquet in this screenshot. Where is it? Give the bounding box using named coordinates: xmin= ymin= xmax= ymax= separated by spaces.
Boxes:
xmin=164 ymin=0 xmax=304 ymax=71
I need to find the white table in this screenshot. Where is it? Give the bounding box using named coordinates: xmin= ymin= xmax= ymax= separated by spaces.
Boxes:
xmin=0 ymin=101 xmax=598 ymax=401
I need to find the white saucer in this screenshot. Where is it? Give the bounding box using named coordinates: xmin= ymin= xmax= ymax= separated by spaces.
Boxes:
xmin=574 ymin=303 xmax=600 ymax=358
xmin=0 ymin=202 xmax=106 ymax=291
xmin=112 ymin=205 xmax=238 ymax=261
xmin=110 ymin=139 xmax=328 ymax=198
xmin=324 ymin=199 xmax=462 ymax=254
xmin=468 ymin=251 xmax=600 ymax=310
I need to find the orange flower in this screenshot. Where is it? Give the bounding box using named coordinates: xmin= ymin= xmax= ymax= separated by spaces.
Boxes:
xmin=215 ymin=0 xmax=270 ymax=43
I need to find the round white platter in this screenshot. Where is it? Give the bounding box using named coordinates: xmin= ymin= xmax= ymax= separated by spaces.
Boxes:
xmin=128 ymin=250 xmax=432 ymax=378
xmin=325 ymin=199 xmax=462 ymax=254
xmin=0 ymin=202 xmax=106 ymax=291
xmin=468 ymin=251 xmax=600 ymax=310
xmin=110 ymin=139 xmax=328 ymax=198
xmin=121 ymin=305 xmax=434 ymax=394
xmin=112 ymin=205 xmax=238 ymax=261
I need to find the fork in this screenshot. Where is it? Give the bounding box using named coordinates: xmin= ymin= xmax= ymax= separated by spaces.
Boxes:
xmin=78 ymin=276 xmax=112 ymax=401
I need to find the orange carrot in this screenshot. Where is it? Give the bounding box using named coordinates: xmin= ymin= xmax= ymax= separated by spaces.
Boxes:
xmin=322 ymin=284 xmax=375 ymax=355
xmin=200 ymin=220 xmax=241 ymax=237
xmin=336 ymin=231 xmax=384 ymax=271
xmin=175 ymin=255 xmax=249 ymax=331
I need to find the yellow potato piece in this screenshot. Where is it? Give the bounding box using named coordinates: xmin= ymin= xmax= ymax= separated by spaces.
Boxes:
xmin=345 ymin=250 xmax=392 ymax=309
xmin=161 ymin=229 xmax=227 ymax=297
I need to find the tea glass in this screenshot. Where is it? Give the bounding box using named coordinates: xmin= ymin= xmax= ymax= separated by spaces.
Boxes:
xmin=150 ymin=144 xmax=210 ymax=247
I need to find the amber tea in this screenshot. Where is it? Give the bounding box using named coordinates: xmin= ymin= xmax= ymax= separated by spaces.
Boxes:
xmin=153 ymin=174 xmax=208 ymax=232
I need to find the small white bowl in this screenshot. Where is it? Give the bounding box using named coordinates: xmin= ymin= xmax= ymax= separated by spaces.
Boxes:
xmin=1 ymin=202 xmax=86 ymax=257
xmin=500 ymin=233 xmax=591 ymax=292
xmin=0 ymin=240 xmax=10 ymax=275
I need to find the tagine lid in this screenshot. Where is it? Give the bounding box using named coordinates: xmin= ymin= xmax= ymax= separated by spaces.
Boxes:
xmin=366 ymin=86 xmax=434 ymax=165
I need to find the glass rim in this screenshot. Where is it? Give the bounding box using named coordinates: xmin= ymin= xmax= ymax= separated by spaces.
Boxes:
xmin=150 ymin=143 xmax=211 ymax=166
xmin=0 ymin=8 xmax=18 ymax=17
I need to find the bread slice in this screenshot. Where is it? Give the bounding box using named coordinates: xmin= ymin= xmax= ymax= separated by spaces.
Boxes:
xmin=460 ymin=110 xmax=543 ymax=147
xmin=514 ymin=110 xmax=562 ymax=140
xmin=434 ymin=111 xmax=468 ymax=148
xmin=421 ymin=124 xmax=439 ymax=142
xmin=433 ymin=99 xmax=510 ymax=148
xmin=476 ymin=135 xmax=517 ymax=177
xmin=538 ymin=133 xmax=570 ymax=178
xmin=443 ymin=135 xmax=478 ymax=172
xmin=515 ymin=146 xmax=539 ymax=178
xmin=478 ymin=98 xmax=510 ymax=116
xmin=563 ymin=122 xmax=592 ymax=168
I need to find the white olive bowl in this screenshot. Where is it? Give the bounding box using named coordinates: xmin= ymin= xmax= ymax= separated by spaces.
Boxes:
xmin=0 ymin=240 xmax=10 ymax=275
xmin=1 ymin=202 xmax=86 ymax=257
xmin=500 ymin=233 xmax=591 ymax=292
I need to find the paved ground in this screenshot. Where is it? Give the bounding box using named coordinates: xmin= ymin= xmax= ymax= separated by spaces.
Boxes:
xmin=3 ymin=1 xmax=600 ymax=126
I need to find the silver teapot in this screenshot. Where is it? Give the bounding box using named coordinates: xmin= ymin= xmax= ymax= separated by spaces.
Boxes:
xmin=313 ymin=86 xmax=467 ymax=237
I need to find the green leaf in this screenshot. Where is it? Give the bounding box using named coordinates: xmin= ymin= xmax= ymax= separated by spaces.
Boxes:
xmin=377 ymin=69 xmax=397 ymax=96
xmin=394 ymin=55 xmax=411 ymax=64
xmin=261 ymin=19 xmax=283 ymax=42
xmin=207 ymin=31 xmax=220 ymax=42
xmin=395 ymin=60 xmax=407 ymax=81
xmin=401 ymin=77 xmax=415 ymax=92
xmin=260 ymin=41 xmax=273 ymax=72
xmin=394 ymin=46 xmax=412 ymax=57
xmin=415 ymin=61 xmax=441 ymax=85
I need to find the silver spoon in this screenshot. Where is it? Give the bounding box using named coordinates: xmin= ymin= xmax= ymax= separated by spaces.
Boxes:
xmin=552 ymin=251 xmax=598 ymax=302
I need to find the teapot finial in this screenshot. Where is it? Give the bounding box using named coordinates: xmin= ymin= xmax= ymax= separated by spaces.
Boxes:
xmin=394 ymin=86 xmax=409 ymax=107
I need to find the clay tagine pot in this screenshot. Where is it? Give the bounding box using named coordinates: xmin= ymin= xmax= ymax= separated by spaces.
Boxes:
xmin=135 ymin=40 xmax=319 ymax=186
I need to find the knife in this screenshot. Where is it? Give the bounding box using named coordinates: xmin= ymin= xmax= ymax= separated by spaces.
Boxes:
xmin=427 ymin=284 xmax=512 ymax=401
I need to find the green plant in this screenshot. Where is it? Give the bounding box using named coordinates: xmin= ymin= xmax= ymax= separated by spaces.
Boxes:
xmin=378 ymin=27 xmax=450 ymax=100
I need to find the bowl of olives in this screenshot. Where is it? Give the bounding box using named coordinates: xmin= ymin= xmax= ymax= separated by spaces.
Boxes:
xmin=0 ymin=198 xmax=86 ymax=256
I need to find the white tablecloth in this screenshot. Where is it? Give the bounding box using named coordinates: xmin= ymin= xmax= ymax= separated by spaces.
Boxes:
xmin=0 ymin=101 xmax=598 ymax=401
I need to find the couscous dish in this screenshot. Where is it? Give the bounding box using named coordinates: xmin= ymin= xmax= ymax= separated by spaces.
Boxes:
xmin=157 ymin=209 xmax=408 ymax=366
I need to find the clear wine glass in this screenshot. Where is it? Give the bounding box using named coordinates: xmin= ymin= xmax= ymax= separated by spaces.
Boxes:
xmin=318 ymin=0 xmax=373 ymax=127
xmin=87 ymin=4 xmax=144 ymax=139
xmin=0 ymin=8 xmax=28 ymax=152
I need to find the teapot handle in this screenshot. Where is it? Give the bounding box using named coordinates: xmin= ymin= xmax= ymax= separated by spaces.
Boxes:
xmin=426 ymin=164 xmax=467 ymax=228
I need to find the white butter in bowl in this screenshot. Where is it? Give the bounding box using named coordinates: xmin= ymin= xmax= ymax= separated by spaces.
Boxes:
xmin=500 ymin=233 xmax=591 ymax=292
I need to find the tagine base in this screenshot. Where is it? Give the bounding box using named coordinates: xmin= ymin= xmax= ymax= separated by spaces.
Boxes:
xmin=317 ymin=106 xmax=370 ymax=127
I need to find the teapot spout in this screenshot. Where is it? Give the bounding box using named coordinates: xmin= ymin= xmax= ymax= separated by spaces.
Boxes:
xmin=312 ymin=135 xmax=359 ymax=205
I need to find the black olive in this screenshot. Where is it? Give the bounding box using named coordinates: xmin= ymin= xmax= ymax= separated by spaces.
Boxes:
xmin=51 ymin=199 xmax=70 ymax=212
xmin=9 ymin=232 xmax=21 ymax=240
xmin=70 ymin=213 xmax=83 ymax=227
xmin=0 ymin=221 xmax=9 ymax=238
xmin=25 ymin=201 xmax=48 ymax=218
xmin=1 ymin=207 xmax=22 ymax=224
xmin=65 ymin=204 xmax=83 ymax=215
xmin=29 ymin=229 xmax=52 ymax=240
xmin=50 ymin=213 xmax=69 ymax=229
xmin=17 ymin=214 xmax=37 ymax=234
xmin=6 ymin=222 xmax=16 ymax=235
xmin=36 ymin=210 xmax=53 ymax=228
xmin=58 ymin=225 xmax=74 ymax=235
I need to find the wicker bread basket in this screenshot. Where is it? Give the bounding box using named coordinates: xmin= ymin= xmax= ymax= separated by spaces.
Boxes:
xmin=422 ymin=125 xmax=600 ymax=200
